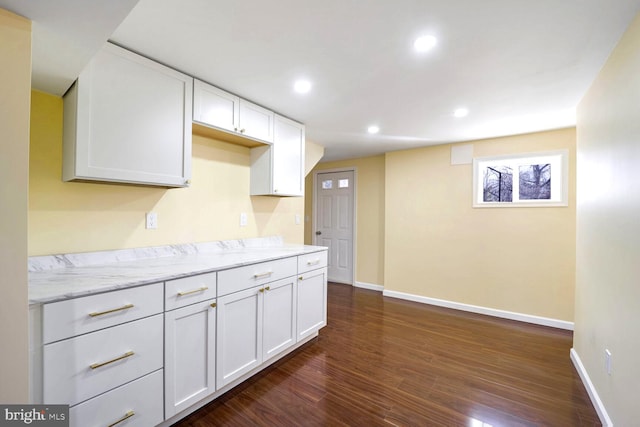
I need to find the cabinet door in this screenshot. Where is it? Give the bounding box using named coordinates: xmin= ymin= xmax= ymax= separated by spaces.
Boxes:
xmin=272 ymin=115 xmax=305 ymax=196
xmin=263 ymin=277 xmax=297 ymax=362
xmin=164 ymin=299 xmax=217 ymax=418
xmin=216 ymin=286 xmax=263 ymax=387
xmin=297 ymin=268 xmax=328 ymax=341
xmin=239 ymin=99 xmax=274 ymax=143
xmin=63 ymin=42 xmax=192 ymax=187
xmin=193 ymin=80 xmax=240 ymax=133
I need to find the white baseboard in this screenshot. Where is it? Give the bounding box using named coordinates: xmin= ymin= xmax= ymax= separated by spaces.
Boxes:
xmin=570 ymin=348 xmax=613 ymax=426
xmin=354 ymin=281 xmax=384 ymax=292
xmin=382 ymin=289 xmax=574 ymax=330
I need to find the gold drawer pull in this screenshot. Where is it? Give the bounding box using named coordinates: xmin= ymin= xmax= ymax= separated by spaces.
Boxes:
xmin=307 ymin=259 xmax=320 ymax=266
xmin=299 ymin=276 xmax=304 ymax=281
xmin=265 ymin=286 xmax=270 ymax=291
xmin=89 ymin=304 xmax=134 ymax=317
xmin=254 ymin=271 xmax=273 ymax=279
xmin=210 ymin=302 xmax=217 ymax=308
xmin=108 ymin=410 xmax=135 ymax=427
xmin=177 ymin=286 xmax=209 ymax=296
xmin=90 ymin=351 xmax=135 ymax=370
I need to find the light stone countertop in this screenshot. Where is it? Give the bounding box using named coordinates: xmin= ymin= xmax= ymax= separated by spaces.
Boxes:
xmin=28 ymin=237 xmax=327 ymax=304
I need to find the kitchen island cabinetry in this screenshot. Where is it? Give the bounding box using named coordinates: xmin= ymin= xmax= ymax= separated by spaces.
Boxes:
xmin=63 ymin=42 xmax=193 ymax=187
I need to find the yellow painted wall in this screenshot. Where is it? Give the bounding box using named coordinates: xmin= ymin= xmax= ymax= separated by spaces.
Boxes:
xmin=0 ymin=8 xmax=31 ymax=403
xmin=304 ymin=139 xmax=325 ymax=176
xmin=306 ymin=155 xmax=385 ymax=286
xmin=574 ymin=13 xmax=640 ymax=425
xmin=385 ymin=128 xmax=576 ymax=321
xmin=29 ymin=91 xmax=304 ymax=256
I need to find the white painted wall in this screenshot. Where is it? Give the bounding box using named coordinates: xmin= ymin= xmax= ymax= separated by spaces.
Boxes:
xmin=0 ymin=8 xmax=31 ymax=403
xmin=574 ymin=12 xmax=640 ymax=426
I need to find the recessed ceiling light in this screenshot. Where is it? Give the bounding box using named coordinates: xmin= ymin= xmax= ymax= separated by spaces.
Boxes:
xmin=294 ymin=79 xmax=312 ymax=94
xmin=367 ymin=125 xmax=380 ymax=134
xmin=454 ymin=108 xmax=469 ymax=118
xmin=413 ymin=35 xmax=437 ymax=53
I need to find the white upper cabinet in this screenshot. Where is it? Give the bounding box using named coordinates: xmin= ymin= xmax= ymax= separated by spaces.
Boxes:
xmin=193 ymin=79 xmax=274 ymax=143
xmin=193 ymin=80 xmax=239 ymax=133
xmin=250 ymin=114 xmax=305 ymax=196
xmin=239 ymin=99 xmax=274 ymax=142
xmin=63 ymin=43 xmax=193 ymax=187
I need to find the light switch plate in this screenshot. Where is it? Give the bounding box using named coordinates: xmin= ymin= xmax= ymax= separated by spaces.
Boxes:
xmin=240 ymin=212 xmax=248 ymax=227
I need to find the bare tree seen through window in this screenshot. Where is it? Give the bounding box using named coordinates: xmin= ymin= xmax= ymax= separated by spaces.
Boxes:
xmin=519 ymin=164 xmax=551 ymax=200
xmin=483 ymin=166 xmax=512 ymax=202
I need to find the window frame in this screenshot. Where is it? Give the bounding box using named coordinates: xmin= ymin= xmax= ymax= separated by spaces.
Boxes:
xmin=472 ymin=149 xmax=569 ymax=208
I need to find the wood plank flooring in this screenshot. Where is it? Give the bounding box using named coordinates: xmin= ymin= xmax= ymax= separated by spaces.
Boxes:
xmin=172 ymin=283 xmax=600 ymax=426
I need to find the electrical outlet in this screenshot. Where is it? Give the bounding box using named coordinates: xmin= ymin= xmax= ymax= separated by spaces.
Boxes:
xmin=145 ymin=212 xmax=158 ymax=229
xmin=295 ymin=214 xmax=301 ymax=225
xmin=240 ymin=212 xmax=248 ymax=227
xmin=605 ymin=349 xmax=612 ymax=375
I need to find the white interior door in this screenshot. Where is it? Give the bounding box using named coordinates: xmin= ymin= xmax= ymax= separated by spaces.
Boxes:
xmin=315 ymin=171 xmax=354 ymax=284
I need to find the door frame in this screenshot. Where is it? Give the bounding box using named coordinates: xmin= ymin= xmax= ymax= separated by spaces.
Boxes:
xmin=312 ymin=167 xmax=357 ymax=286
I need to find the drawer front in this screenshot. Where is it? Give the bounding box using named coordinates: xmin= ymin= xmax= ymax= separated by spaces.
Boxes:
xmin=69 ymin=370 xmax=163 ymax=427
xmin=43 ymin=283 xmax=163 ymax=344
xmin=44 ymin=314 xmax=163 ymax=406
xmin=218 ymin=256 xmax=297 ymax=296
xmin=297 ymin=251 xmax=328 ymax=275
xmin=165 ymin=272 xmax=217 ymax=311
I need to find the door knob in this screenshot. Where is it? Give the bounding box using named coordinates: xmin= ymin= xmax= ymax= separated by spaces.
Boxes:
xmin=315 ymin=231 xmax=322 ymax=235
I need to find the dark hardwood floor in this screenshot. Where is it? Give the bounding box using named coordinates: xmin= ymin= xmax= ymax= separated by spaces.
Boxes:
xmin=173 ymin=283 xmax=600 ymax=426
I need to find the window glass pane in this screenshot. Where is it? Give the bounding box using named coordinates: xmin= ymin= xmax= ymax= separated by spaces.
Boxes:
xmin=338 ymin=179 xmax=349 ymax=188
xmin=322 ymin=180 xmax=333 ymax=189
xmin=483 ymin=166 xmax=512 ymax=202
xmin=519 ymin=164 xmax=551 ymax=200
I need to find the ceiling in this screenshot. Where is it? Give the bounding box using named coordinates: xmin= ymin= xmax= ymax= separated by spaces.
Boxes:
xmin=3 ymin=0 xmax=640 ymax=161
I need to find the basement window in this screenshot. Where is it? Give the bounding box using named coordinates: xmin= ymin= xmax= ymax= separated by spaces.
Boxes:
xmin=472 ymin=150 xmax=568 ymax=207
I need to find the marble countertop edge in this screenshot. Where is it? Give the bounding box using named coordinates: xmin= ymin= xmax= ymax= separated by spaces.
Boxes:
xmin=29 ymin=238 xmax=328 ymax=305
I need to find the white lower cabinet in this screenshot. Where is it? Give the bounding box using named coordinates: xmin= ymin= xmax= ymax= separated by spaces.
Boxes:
xmin=43 ymin=314 xmax=163 ymax=406
xmin=216 ymin=286 xmax=263 ymax=387
xmin=36 ymin=250 xmax=328 ymax=427
xmin=263 ymin=277 xmax=297 ymax=362
xmin=164 ymin=298 xmax=217 ymax=418
xmin=297 ymin=267 xmax=328 ymax=341
xmin=216 ymin=275 xmax=297 ymax=387
xmin=69 ymin=370 xmax=163 ymax=427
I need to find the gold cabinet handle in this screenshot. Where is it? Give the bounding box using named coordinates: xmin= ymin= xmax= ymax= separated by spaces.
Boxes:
xmin=210 ymin=302 xmax=217 ymax=308
xmin=89 ymin=304 xmax=134 ymax=317
xmin=90 ymin=351 xmax=135 ymax=369
xmin=108 ymin=410 xmax=135 ymax=427
xmin=177 ymin=286 xmax=209 ymax=296
xmin=259 ymin=288 xmax=265 ymax=293
xmin=307 ymin=259 xmax=320 ymax=266
xmin=254 ymin=271 xmax=273 ymax=279
xmin=265 ymin=286 xmax=270 ymax=291
xmin=299 ymin=276 xmax=304 ymax=281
